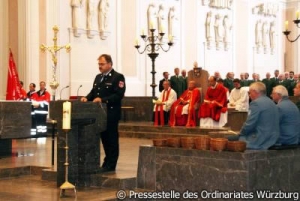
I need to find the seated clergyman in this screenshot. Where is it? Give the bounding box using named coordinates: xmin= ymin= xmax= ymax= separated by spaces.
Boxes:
xmin=228 ymin=78 xmax=249 ymax=111
xmin=169 ymin=80 xmax=201 ymax=127
xmin=271 ymin=85 xmax=300 ymax=145
xmin=199 ymin=76 xmax=228 ymax=127
xmin=153 ymin=81 xmax=177 ymax=126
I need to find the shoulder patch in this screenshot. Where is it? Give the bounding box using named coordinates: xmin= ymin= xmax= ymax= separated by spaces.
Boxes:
xmin=119 ymin=81 xmax=124 ymax=88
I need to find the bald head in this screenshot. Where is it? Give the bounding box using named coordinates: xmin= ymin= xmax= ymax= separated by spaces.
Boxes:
xmin=188 ymin=80 xmax=196 ymax=90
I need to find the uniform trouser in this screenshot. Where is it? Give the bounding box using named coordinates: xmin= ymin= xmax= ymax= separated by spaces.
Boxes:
xmin=100 ymin=120 xmax=119 ymax=169
xmin=36 ymin=114 xmax=47 ymax=133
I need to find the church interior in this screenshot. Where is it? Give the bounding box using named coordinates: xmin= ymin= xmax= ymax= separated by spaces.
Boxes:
xmin=0 ymin=0 xmax=300 ymax=200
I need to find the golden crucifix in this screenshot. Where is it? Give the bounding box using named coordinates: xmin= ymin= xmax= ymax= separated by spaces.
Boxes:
xmin=40 ymin=25 xmax=71 ymax=100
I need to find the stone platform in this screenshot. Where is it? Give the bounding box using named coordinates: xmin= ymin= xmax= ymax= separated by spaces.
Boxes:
xmin=137 ymin=145 xmax=300 ymax=200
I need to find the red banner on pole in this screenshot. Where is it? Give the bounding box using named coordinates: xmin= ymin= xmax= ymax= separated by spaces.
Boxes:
xmin=6 ymin=49 xmax=22 ymax=100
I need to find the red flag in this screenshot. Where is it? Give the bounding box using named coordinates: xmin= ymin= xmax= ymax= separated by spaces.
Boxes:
xmin=6 ymin=49 xmax=22 ymax=100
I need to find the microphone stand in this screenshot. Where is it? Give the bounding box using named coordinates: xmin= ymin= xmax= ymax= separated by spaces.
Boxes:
xmin=60 ymin=86 xmax=69 ymax=100
xmin=77 ymin=85 xmax=82 ymax=101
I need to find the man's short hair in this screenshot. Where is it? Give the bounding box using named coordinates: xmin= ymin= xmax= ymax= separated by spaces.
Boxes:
xmin=273 ymin=85 xmax=288 ymax=97
xmin=217 ymin=78 xmax=223 ymax=83
xmin=233 ymin=78 xmax=240 ymax=83
xmin=163 ymin=72 xmax=168 ymax=76
xmin=30 ymin=83 xmax=36 ymax=88
xmin=98 ymin=54 xmax=113 ymax=66
xmin=250 ymin=82 xmax=266 ymax=95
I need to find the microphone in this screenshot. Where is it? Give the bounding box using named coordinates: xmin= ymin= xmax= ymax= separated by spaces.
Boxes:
xmin=60 ymin=85 xmax=69 ymax=100
xmin=77 ymin=85 xmax=83 ymax=100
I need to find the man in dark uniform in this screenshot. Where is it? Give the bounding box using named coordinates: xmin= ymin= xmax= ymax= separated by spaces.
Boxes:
xmin=27 ymin=83 xmax=37 ymax=135
xmin=81 ymin=54 xmax=126 ymax=173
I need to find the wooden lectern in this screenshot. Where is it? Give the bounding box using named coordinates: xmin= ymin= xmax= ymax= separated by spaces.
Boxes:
xmin=50 ymin=100 xmax=107 ymax=187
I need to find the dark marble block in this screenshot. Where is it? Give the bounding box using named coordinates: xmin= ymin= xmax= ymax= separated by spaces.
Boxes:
xmin=122 ymin=97 xmax=153 ymax=121
xmin=0 ymin=101 xmax=31 ymax=139
xmin=50 ymin=100 xmax=107 ymax=187
xmin=137 ymin=146 xmax=300 ymax=195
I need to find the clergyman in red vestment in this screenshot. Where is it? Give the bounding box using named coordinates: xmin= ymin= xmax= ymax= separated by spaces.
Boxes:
xmin=153 ymin=80 xmax=177 ymax=126
xmin=199 ymin=76 xmax=228 ymax=127
xmin=169 ymin=81 xmax=201 ymax=127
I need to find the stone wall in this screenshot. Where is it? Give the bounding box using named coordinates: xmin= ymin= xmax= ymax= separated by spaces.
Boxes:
xmin=137 ymin=146 xmax=300 ymax=199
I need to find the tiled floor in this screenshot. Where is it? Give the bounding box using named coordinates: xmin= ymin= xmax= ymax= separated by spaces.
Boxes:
xmin=0 ymin=137 xmax=152 ymax=201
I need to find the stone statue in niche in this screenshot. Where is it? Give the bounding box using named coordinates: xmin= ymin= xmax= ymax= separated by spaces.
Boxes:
xmin=210 ymin=0 xmax=233 ymax=9
xmin=157 ymin=4 xmax=165 ymax=33
xmin=98 ymin=0 xmax=110 ymax=32
xmin=262 ymin=21 xmax=269 ymax=51
xmin=87 ymin=0 xmax=97 ymax=30
xmin=147 ymin=3 xmax=157 ymax=35
xmin=255 ymin=19 xmax=262 ymax=49
xmin=214 ymin=14 xmax=223 ymax=49
xmin=205 ymin=11 xmax=213 ymax=49
xmin=71 ymin=0 xmax=83 ymax=29
xmin=269 ymin=21 xmax=275 ymax=53
xmin=168 ymin=6 xmax=177 ymax=37
xmin=223 ymin=15 xmax=232 ymax=50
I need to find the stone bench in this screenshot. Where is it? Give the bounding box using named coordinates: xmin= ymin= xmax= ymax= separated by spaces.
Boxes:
xmin=137 ymin=145 xmax=300 ymax=196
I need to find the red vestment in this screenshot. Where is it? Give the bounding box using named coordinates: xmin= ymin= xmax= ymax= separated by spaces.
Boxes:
xmin=154 ymin=88 xmax=171 ymax=126
xmin=169 ymin=88 xmax=200 ymax=127
xmin=199 ymin=84 xmax=227 ymax=121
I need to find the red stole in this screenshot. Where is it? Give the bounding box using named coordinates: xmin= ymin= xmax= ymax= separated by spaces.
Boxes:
xmin=154 ymin=88 xmax=171 ymax=126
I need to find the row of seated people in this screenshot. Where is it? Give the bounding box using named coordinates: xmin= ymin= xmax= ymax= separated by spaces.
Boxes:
xmin=153 ymin=79 xmax=300 ymax=149
xmin=153 ymin=76 xmax=231 ymax=128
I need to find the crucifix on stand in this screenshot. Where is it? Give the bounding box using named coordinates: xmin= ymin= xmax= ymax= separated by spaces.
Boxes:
xmin=40 ymin=25 xmax=71 ymax=100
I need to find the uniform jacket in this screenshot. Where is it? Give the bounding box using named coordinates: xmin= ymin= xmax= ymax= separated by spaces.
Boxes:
xmin=86 ymin=69 xmax=126 ymax=121
xmin=239 ymin=95 xmax=279 ymax=150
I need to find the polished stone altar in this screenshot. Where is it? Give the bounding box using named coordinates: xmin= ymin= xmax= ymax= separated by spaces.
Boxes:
xmin=0 ymin=101 xmax=31 ymax=139
xmin=137 ymin=146 xmax=300 ymax=195
xmin=50 ymin=100 xmax=106 ymax=187
xmin=0 ymin=101 xmax=31 ymax=156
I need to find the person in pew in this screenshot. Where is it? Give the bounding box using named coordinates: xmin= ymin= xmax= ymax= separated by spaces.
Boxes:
xmin=159 ymin=72 xmax=170 ymax=92
xmin=169 ymin=80 xmax=201 ymax=127
xmin=271 ymin=85 xmax=300 ymax=145
xmin=81 ymin=54 xmax=126 ymax=174
xmin=228 ymin=79 xmax=249 ymax=111
xmin=239 ymin=82 xmax=279 ymax=150
xmin=31 ymin=81 xmax=51 ymax=134
xmin=293 ymin=82 xmax=300 ymax=111
xmin=153 ymin=80 xmax=177 ymax=126
xmin=199 ymin=76 xmax=228 ymax=127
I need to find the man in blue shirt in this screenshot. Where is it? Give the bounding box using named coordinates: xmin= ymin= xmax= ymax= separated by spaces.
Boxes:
xmin=239 ymin=82 xmax=279 ymax=150
xmin=271 ymin=85 xmax=300 ymax=145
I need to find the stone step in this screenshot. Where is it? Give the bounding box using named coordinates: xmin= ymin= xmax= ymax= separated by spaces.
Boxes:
xmin=42 ymin=168 xmax=137 ymax=190
xmin=90 ymin=172 xmax=136 ymax=190
xmin=119 ymin=122 xmax=229 ymax=137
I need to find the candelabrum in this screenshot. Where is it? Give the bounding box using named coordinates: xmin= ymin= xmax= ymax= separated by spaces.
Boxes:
xmin=40 ymin=26 xmax=71 ymax=100
xmin=135 ymin=28 xmax=173 ymax=97
xmin=283 ymin=19 xmax=300 ymax=42
xmin=59 ymin=129 xmax=77 ymax=198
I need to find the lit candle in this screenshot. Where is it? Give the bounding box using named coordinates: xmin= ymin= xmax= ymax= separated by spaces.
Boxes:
xmin=296 ymin=10 xmax=299 ymax=19
xmin=159 ymin=25 xmax=164 ymax=33
xmin=150 ymin=21 xmax=154 ymax=29
xmin=168 ymin=35 xmax=173 ymax=42
xmin=141 ymin=29 xmax=145 ymax=35
xmin=135 ymin=38 xmax=139 ymax=46
xmin=62 ymin=101 xmax=71 ymax=129
xmin=285 ymin=21 xmax=289 ymax=30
